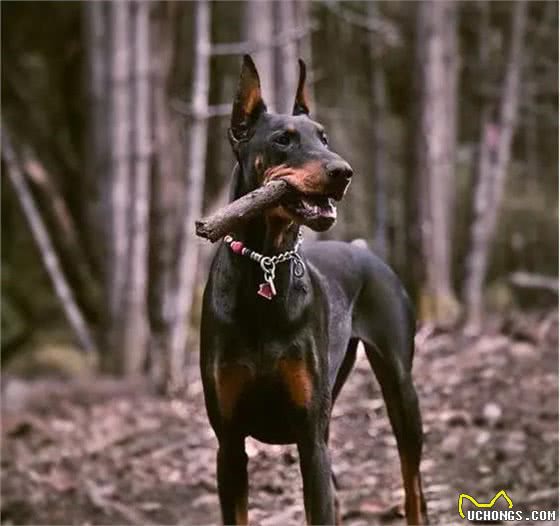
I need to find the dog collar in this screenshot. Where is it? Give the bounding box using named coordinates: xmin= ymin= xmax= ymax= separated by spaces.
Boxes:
xmin=223 ymin=232 xmax=304 ymax=300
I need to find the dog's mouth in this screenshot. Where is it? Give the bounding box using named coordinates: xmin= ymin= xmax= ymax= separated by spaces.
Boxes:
xmin=282 ymin=192 xmax=339 ymax=231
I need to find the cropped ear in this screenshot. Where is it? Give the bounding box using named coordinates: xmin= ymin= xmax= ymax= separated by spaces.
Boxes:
xmin=292 ymin=59 xmax=310 ymax=116
xmin=230 ymin=55 xmax=267 ymax=145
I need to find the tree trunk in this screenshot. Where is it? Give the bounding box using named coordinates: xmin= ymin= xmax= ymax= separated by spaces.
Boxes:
xmin=2 ymin=129 xmax=98 ymax=356
xmin=82 ymin=1 xmax=108 ymax=282
xmin=443 ymin=1 xmax=459 ymax=245
xmin=106 ymin=1 xmax=131 ymax=322
xmin=367 ymin=1 xmax=388 ymax=260
xmin=244 ymin=0 xmax=275 ymax=109
xmin=295 ymin=0 xmax=314 ymax=106
xmin=120 ymin=0 xmax=151 ymax=375
xmin=165 ymin=0 xmax=210 ymax=391
xmin=19 ymin=146 xmax=100 ymax=325
xmin=148 ymin=3 xmax=184 ymax=388
xmin=463 ymin=0 xmax=528 ymax=330
xmin=295 ymin=0 xmax=319 ymax=242
xmin=97 ymin=2 xmax=134 ymax=373
xmin=522 ymin=0 xmax=552 ymax=194
xmin=413 ymin=0 xmax=460 ymax=326
xmin=274 ymin=0 xmax=298 ymax=114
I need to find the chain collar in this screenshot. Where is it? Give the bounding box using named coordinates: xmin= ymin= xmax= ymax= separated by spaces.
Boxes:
xmin=223 ymin=231 xmax=304 ymax=300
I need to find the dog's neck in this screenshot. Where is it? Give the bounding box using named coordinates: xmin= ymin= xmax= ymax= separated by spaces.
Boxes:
xmin=229 ymin=162 xmax=301 ymax=254
xmin=218 ymin=163 xmax=308 ymax=310
xmin=230 ymin=218 xmax=300 ymax=255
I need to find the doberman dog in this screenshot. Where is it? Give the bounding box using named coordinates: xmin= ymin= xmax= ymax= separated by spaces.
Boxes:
xmin=200 ymin=55 xmax=428 ymax=525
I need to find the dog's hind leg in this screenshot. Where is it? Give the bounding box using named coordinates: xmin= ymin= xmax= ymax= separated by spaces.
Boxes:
xmin=351 ymin=249 xmax=428 ymax=524
xmin=363 ymin=339 xmax=428 ymax=525
xmin=332 ymin=338 xmax=359 ymax=404
xmin=325 ymin=337 xmax=358 ymax=525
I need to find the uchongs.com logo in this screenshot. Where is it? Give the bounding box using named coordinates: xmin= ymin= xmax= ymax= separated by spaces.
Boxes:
xmin=458 ymin=489 xmax=557 ymax=522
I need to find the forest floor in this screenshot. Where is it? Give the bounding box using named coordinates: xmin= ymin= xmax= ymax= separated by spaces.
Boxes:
xmin=2 ymin=310 xmax=558 ymax=526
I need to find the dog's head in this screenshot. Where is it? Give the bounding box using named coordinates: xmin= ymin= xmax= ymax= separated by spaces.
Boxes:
xmin=229 ymin=55 xmax=353 ymax=232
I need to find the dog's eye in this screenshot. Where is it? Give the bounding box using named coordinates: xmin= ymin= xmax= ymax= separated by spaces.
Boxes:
xmin=319 ymin=131 xmax=329 ymax=146
xmin=274 ymin=133 xmax=292 ymax=146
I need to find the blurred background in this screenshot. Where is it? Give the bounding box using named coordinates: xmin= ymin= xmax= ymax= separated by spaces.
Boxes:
xmin=1 ymin=2 xmax=558 ymax=525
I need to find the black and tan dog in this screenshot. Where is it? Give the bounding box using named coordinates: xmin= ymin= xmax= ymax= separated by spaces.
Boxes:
xmin=200 ymin=55 xmax=428 ymax=525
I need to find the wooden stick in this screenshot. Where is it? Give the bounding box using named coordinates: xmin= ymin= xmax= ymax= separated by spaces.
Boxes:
xmin=195 ymin=179 xmax=291 ymax=242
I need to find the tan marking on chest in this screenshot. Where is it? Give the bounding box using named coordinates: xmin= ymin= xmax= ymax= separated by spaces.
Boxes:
xmin=278 ymin=358 xmax=313 ymax=407
xmin=265 ymin=213 xmax=294 ymax=249
xmin=254 ymin=155 xmax=264 ymax=175
xmin=215 ymin=364 xmax=253 ymax=420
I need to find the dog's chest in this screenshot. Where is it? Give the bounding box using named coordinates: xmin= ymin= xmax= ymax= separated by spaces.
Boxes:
xmin=213 ymin=348 xmax=315 ymax=441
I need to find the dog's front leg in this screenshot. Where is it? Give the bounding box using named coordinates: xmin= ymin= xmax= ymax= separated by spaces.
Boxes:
xmin=217 ymin=435 xmax=248 ymax=525
xmin=298 ymin=432 xmax=337 ymax=525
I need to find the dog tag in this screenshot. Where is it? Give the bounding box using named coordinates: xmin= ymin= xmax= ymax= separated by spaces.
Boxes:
xmin=257 ymin=276 xmax=277 ymax=300
xmin=257 ymin=282 xmax=274 ymax=300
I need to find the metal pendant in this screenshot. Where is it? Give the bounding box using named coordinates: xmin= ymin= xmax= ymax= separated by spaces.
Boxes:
xmin=258 ymin=257 xmax=277 ymax=300
xmin=292 ymin=254 xmax=305 ymax=278
xmin=257 ymin=280 xmax=276 ymax=300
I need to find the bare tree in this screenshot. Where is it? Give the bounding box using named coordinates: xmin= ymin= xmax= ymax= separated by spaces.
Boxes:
xmin=522 ymin=0 xmax=555 ymax=194
xmin=82 ymin=1 xmax=108 ymax=280
xmin=103 ymin=1 xmax=133 ymax=372
xmin=367 ymin=1 xmax=388 ymax=260
xmin=81 ymin=0 xmax=211 ymax=387
xmin=82 ymin=2 xmax=153 ymax=375
xmin=295 ymin=0 xmax=315 ymax=105
xmin=244 ymin=0 xmax=275 ymax=109
xmin=148 ymin=2 xmax=184 ymax=388
xmin=18 ymin=146 xmax=100 ymax=325
xmin=443 ymin=0 xmax=459 ymax=246
xmin=2 ymin=128 xmax=98 ymax=356
xmin=165 ymin=0 xmax=211 ymax=391
xmin=275 ymin=0 xmax=299 ymax=114
xmin=463 ymin=0 xmax=528 ymax=330
xmin=120 ymin=0 xmax=152 ymax=375
xmin=412 ymin=0 xmax=460 ymax=325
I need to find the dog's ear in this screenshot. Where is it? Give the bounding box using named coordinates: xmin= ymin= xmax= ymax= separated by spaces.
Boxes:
xmin=230 ymin=55 xmax=267 ymax=145
xmin=229 ymin=163 xmax=244 ymax=200
xmin=292 ymin=59 xmax=310 ymax=116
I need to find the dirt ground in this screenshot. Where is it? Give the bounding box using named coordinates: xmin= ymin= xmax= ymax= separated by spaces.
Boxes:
xmin=2 ymin=311 xmax=558 ymax=526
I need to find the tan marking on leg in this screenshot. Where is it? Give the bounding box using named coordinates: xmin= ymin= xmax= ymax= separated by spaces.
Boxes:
xmin=278 ymin=358 xmax=313 ymax=408
xmin=401 ymin=461 xmax=427 ymax=525
xmin=235 ymin=497 xmax=248 ymax=525
xmin=215 ymin=365 xmax=252 ymax=420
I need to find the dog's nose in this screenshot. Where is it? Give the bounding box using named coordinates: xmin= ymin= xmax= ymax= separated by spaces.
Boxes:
xmin=326 ymin=160 xmax=353 ymax=180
